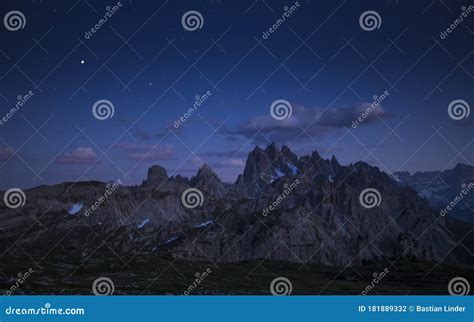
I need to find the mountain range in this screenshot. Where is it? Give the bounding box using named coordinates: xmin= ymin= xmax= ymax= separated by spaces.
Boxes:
xmin=393 ymin=164 xmax=474 ymax=223
xmin=1 ymin=143 xmax=472 ymax=269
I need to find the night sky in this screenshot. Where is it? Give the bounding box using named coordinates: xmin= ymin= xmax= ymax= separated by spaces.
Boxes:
xmin=0 ymin=0 xmax=473 ymax=189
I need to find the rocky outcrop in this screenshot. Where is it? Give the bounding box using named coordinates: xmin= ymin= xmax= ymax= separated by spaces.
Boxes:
xmin=142 ymin=165 xmax=169 ymax=188
xmin=190 ymin=164 xmax=227 ymax=197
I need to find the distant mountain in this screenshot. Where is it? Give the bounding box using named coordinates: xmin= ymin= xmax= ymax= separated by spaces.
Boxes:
xmin=0 ymin=144 xmax=471 ymax=267
xmin=393 ymin=164 xmax=474 ymax=223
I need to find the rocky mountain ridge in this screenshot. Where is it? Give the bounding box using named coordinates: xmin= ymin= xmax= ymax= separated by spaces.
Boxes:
xmin=393 ymin=163 xmax=474 ymax=223
xmin=1 ymin=144 xmax=471 ymax=266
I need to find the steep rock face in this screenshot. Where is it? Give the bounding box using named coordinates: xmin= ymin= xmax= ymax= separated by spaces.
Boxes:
xmin=394 ymin=163 xmax=474 ymax=222
xmin=190 ymin=164 xmax=227 ymax=197
xmin=142 ymin=165 xmax=169 ymax=188
xmin=0 ymin=144 xmax=471 ymax=266
xmin=235 ymin=143 xmax=300 ymax=197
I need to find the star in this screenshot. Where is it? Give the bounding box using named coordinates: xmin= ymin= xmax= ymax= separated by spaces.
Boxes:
xmin=81 ymin=60 xmax=85 ymax=64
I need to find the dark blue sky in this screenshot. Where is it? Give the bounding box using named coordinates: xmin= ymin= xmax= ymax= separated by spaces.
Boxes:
xmin=0 ymin=0 xmax=472 ymax=189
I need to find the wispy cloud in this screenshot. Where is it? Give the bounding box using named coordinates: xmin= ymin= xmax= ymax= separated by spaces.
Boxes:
xmin=55 ymin=147 xmax=97 ymax=165
xmin=114 ymin=143 xmax=175 ymax=161
xmin=223 ymin=103 xmax=392 ymax=144
xmin=0 ymin=146 xmax=14 ymax=161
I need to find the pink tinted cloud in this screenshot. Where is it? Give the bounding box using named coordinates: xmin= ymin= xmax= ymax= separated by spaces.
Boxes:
xmin=56 ymin=147 xmax=97 ymax=165
xmin=115 ymin=143 xmax=174 ymax=161
xmin=0 ymin=146 xmax=14 ymax=161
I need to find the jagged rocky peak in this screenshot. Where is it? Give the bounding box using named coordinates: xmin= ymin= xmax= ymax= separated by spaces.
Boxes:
xmin=142 ymin=165 xmax=168 ymax=187
xmin=281 ymin=145 xmax=298 ymax=164
xmin=192 ymin=163 xmax=221 ymax=183
xmin=191 ymin=163 xmax=226 ymax=197
xmin=236 ymin=143 xmax=300 ymax=196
